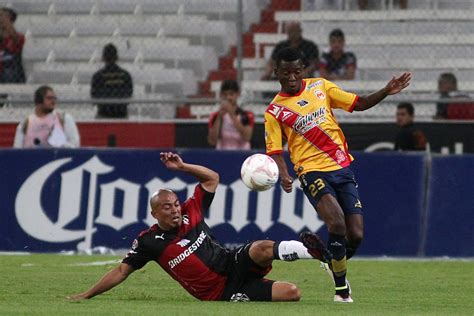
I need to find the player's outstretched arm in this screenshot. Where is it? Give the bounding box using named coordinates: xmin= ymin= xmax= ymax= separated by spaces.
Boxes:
xmin=270 ymin=153 xmax=293 ymax=193
xmin=67 ymin=263 xmax=134 ymax=300
xmin=354 ymin=72 xmax=411 ymax=111
xmin=160 ymin=152 xmax=219 ymax=193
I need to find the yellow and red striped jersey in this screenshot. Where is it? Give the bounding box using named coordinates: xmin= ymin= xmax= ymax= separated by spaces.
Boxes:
xmin=264 ymin=78 xmax=358 ymax=175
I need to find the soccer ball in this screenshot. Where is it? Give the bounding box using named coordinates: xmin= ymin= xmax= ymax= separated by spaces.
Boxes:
xmin=240 ymin=154 xmax=279 ymax=191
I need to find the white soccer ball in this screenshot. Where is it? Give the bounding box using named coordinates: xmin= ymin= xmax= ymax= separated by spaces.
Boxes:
xmin=240 ymin=154 xmax=279 ymax=191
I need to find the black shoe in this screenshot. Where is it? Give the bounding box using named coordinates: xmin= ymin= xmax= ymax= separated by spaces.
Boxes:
xmin=300 ymin=232 xmax=333 ymax=263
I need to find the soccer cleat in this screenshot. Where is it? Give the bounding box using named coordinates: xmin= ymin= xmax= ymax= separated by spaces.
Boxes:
xmin=334 ymin=293 xmax=353 ymax=303
xmin=300 ymin=232 xmax=333 ymax=263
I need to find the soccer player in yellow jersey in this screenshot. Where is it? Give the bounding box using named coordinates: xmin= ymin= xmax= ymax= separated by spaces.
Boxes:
xmin=265 ymin=47 xmax=411 ymax=303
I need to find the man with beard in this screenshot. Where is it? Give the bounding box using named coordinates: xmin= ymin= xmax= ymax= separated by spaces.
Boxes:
xmin=13 ymin=85 xmax=80 ymax=148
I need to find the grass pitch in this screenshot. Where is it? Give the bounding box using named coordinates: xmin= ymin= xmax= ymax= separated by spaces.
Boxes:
xmin=0 ymin=254 xmax=472 ymax=315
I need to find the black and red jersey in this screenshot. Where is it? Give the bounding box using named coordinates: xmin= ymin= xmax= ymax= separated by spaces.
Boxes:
xmin=122 ymin=184 xmax=230 ymax=301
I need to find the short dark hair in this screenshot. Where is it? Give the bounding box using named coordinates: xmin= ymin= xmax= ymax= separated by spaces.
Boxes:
xmin=1 ymin=7 xmax=17 ymax=22
xmin=397 ymin=102 xmax=414 ymax=116
xmin=439 ymin=72 xmax=457 ymax=86
xmin=34 ymin=85 xmax=53 ymax=104
xmin=102 ymin=43 xmax=118 ymax=64
xmin=329 ymin=28 xmax=345 ymax=40
xmin=275 ymin=47 xmax=303 ymax=67
xmin=220 ymin=79 xmax=240 ymax=93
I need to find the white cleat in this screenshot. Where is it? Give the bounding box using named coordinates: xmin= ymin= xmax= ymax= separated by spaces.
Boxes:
xmin=334 ymin=294 xmax=354 ymax=303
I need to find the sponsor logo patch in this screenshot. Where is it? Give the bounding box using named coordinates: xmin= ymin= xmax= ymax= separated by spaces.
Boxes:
xmin=315 ymin=90 xmax=325 ymax=100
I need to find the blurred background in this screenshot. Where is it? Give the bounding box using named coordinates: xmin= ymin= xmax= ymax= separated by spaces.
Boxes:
xmin=0 ymin=0 xmax=472 ymax=150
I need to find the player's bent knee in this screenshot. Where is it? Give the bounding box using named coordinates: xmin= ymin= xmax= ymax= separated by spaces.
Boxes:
xmin=287 ymin=284 xmax=301 ymax=301
xmin=249 ymin=240 xmax=274 ymax=262
xmin=272 ymin=282 xmax=301 ymax=301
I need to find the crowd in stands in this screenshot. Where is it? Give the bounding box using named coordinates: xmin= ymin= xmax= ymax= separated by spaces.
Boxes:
xmin=1 ymin=2 xmax=473 ymax=150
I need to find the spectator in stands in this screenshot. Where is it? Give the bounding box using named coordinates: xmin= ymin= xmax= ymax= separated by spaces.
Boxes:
xmin=208 ymin=80 xmax=254 ymax=150
xmin=13 ymin=85 xmax=80 ymax=148
xmin=319 ymin=29 xmax=356 ymax=81
xmin=435 ymin=72 xmax=470 ymax=119
xmin=0 ymin=7 xmax=26 ymax=83
xmin=394 ymin=102 xmax=427 ymax=151
xmin=91 ymin=43 xmax=133 ymax=118
xmin=261 ymin=22 xmax=319 ymax=81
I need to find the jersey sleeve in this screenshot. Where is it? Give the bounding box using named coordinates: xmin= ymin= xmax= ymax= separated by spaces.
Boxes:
xmin=325 ymin=79 xmax=359 ymax=113
xmin=122 ymin=237 xmax=153 ymax=270
xmin=264 ymin=109 xmax=284 ymax=155
xmin=181 ymin=184 xmax=215 ymax=217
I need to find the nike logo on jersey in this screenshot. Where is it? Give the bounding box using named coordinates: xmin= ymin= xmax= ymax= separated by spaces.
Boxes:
xmin=155 ymin=233 xmax=165 ymax=240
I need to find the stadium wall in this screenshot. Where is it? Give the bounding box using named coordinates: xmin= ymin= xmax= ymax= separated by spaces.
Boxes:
xmin=1 ymin=149 xmax=472 ymax=257
xmin=0 ymin=122 xmax=473 ymax=153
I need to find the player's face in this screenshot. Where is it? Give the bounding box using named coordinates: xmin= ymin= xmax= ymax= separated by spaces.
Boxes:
xmin=329 ymin=36 xmax=345 ymax=54
xmin=153 ymin=192 xmax=182 ymax=230
xmin=396 ymin=108 xmax=413 ymax=126
xmin=275 ymin=59 xmax=304 ymax=94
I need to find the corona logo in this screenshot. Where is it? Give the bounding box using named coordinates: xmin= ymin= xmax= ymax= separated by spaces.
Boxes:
xmin=14 ymin=156 xmax=324 ymax=251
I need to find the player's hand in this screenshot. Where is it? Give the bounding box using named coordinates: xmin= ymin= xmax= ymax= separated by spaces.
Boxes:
xmin=385 ymin=72 xmax=412 ymax=95
xmin=280 ymin=176 xmax=293 ymax=193
xmin=160 ymin=152 xmax=184 ymax=171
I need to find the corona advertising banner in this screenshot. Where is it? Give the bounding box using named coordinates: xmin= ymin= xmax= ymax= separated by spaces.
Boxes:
xmin=1 ymin=149 xmax=472 ymax=256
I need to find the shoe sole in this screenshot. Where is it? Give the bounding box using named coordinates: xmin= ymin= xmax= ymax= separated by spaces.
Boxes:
xmin=300 ymin=232 xmax=332 ymax=262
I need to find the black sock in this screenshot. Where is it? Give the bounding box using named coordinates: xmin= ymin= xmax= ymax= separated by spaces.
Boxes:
xmin=272 ymin=241 xmax=281 ymax=260
xmin=328 ymin=233 xmax=348 ymax=294
xmin=346 ymin=246 xmax=356 ymax=260
xmin=346 ymin=238 xmax=362 ymax=260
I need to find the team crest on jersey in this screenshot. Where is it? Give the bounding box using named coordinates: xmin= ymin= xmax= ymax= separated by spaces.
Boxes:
xmin=131 ymin=239 xmax=138 ymax=250
xmin=315 ymin=90 xmax=325 ymax=100
xmin=335 ymin=150 xmax=346 ymax=164
xmin=297 ymin=100 xmax=308 ymax=107
xmin=182 ymin=215 xmax=189 ymax=225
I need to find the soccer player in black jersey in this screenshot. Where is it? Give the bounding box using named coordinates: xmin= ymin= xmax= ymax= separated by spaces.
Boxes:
xmin=68 ymin=152 xmax=331 ymax=302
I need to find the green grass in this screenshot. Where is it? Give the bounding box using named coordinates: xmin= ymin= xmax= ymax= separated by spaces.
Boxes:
xmin=0 ymin=255 xmax=472 ymax=315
